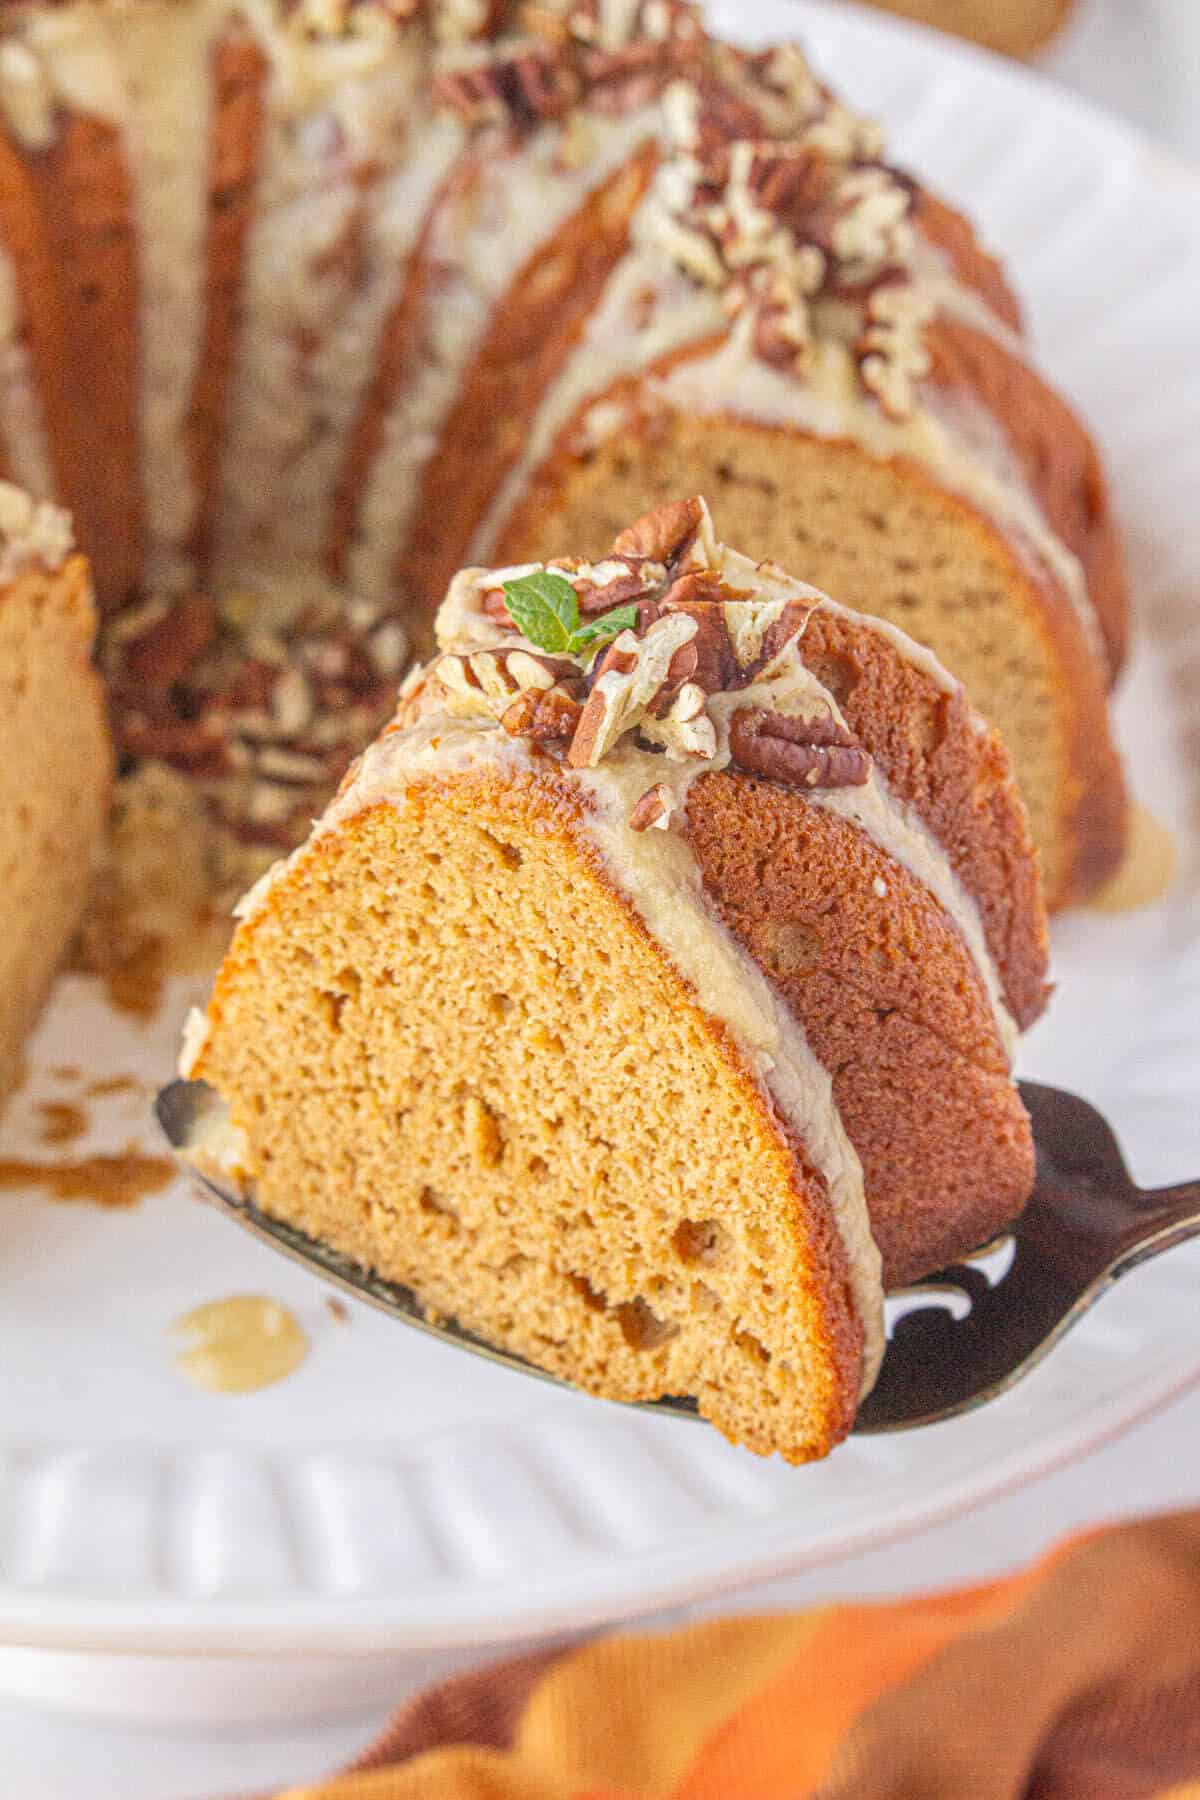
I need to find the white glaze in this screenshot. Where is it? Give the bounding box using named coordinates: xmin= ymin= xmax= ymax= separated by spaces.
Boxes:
xmin=0 ymin=479 xmax=72 ymax=581
xmin=473 ymin=243 xmax=724 ymax=562
xmin=211 ymin=13 xmax=433 ymax=593
xmin=348 ymin=106 xmax=659 ymax=601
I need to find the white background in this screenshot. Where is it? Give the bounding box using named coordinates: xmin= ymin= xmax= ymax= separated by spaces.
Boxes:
xmin=4 ymin=0 xmax=1200 ymax=1791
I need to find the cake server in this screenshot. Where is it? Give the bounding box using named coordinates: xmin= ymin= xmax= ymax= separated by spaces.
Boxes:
xmin=155 ymin=1078 xmax=1199 ymax=1436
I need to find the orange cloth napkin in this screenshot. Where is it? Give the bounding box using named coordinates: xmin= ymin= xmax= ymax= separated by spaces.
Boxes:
xmin=279 ymin=1510 xmax=1200 ymax=1799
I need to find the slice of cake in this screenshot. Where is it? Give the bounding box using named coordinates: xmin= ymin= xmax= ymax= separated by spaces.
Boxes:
xmin=181 ymin=498 xmax=1049 ymax=1461
xmin=0 ymin=482 xmax=111 ymax=1101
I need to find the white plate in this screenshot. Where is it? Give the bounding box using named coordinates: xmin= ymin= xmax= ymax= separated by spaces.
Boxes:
xmin=2 ymin=0 xmax=1199 ymax=1660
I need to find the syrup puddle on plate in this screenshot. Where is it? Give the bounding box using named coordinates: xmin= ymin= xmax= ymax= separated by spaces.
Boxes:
xmin=0 ymin=1150 xmax=175 ymax=1208
xmin=172 ymin=1295 xmax=309 ymax=1394
xmin=36 ymin=1101 xmax=90 ymax=1146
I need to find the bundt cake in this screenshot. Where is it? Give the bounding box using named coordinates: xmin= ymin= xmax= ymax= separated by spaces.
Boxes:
xmin=0 ymin=0 xmax=1124 ymax=912
xmin=181 ymin=499 xmax=1050 ymax=1461
xmin=0 ymin=482 xmax=111 ymax=1101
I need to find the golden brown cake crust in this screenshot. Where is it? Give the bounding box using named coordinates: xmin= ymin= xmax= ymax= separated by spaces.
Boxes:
xmin=325 ymin=157 xmax=472 ymax=587
xmin=915 ymin=191 xmax=1023 ymax=333
xmin=0 ymin=115 xmax=142 ymax=608
xmin=686 ymin=778 xmax=1036 ymax=1286
xmin=680 ymin=591 xmax=1046 ymax=1285
xmin=793 ymin=607 xmax=1050 ymax=1029
xmin=399 ymin=144 xmax=659 ymax=628
xmin=188 ymin=22 xmax=269 ymax=580
xmin=926 ymin=316 xmax=1129 ymax=678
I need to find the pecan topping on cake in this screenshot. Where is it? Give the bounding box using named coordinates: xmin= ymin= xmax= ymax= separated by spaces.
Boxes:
xmin=433 ymin=47 xmax=581 ymax=126
xmin=432 ymin=0 xmax=932 ymax=411
xmin=424 ymin=499 xmax=876 ymax=814
xmin=280 ymin=0 xmax=494 ymax=45
xmin=568 ymin=612 xmax=706 ymax=766
xmin=729 ymin=707 xmax=871 ymax=789
xmin=435 ymin=0 xmax=704 ymax=127
xmin=101 ymin=590 xmax=405 ymax=849
xmin=500 ymin=683 xmax=585 ymax=739
xmin=636 ymin=65 xmax=932 ymax=414
xmin=612 ymin=495 xmax=717 ymax=566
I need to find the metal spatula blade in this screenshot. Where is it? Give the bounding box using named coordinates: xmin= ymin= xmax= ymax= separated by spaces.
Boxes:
xmin=155 ymin=1079 xmax=1200 ymax=1436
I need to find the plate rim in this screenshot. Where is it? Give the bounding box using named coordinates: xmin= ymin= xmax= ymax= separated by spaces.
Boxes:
xmin=0 ymin=1354 xmax=1197 ymax=1655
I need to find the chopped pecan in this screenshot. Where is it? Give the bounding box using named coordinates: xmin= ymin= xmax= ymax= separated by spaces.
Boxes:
xmin=568 ymin=555 xmax=667 ymax=612
xmin=658 ymin=583 xmax=738 ymax=689
xmin=437 ymin=646 xmax=578 ymax=715
xmin=122 ymin=594 xmax=217 ymax=687
xmin=729 ymin=708 xmax=871 ymax=789
xmin=434 ymin=48 xmax=580 ymax=127
xmin=646 ymin=634 xmax=698 ymax=712
xmin=503 ymin=49 xmax=581 ymax=122
xmin=479 ymin=586 xmax=514 ymax=626
xmin=568 ymin=613 xmax=696 ymax=767
xmin=611 ymin=496 xmax=708 ymax=565
xmin=747 ymin=144 xmax=831 ymax=220
xmin=629 ymin=782 xmax=673 ymax=831
xmin=432 ymin=64 xmax=508 ymax=126
xmin=564 ymin=0 xmax=703 ymax=51
xmin=642 ymin=682 xmax=717 ymax=760
xmin=499 ymin=684 xmax=583 ymax=740
xmin=116 ymin=714 xmax=231 ymax=779
xmin=223 ymin=657 xmax=282 ymax=714
xmin=100 ymin=586 xmax=402 ymax=858
xmin=504 ymin=648 xmax=579 ymax=689
xmin=588 ymin=637 xmax=639 ymax=680
xmin=756 ymin=599 xmax=817 ymax=672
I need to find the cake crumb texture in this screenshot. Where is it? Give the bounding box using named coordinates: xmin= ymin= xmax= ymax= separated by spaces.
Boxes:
xmin=192 ymin=782 xmax=863 ymax=1462
xmin=0 ymin=551 xmax=111 ymax=1101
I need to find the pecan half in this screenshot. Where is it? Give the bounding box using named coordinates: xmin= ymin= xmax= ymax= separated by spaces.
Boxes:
xmin=729 ymin=708 xmax=871 ymax=789
xmin=569 ymin=555 xmax=667 ymax=612
xmin=611 ymin=496 xmax=708 ymax=565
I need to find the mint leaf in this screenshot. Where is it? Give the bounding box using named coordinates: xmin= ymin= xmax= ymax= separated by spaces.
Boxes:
xmin=501 ymin=570 xmax=579 ymax=653
xmin=568 ymin=604 xmax=640 ymax=656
